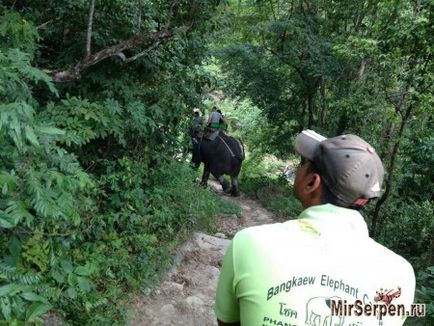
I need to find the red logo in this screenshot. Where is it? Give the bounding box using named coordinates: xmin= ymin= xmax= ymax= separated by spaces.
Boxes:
xmin=374 ymin=287 xmax=401 ymax=305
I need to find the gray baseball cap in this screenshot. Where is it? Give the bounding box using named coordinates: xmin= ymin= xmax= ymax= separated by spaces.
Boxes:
xmin=294 ymin=130 xmax=384 ymax=205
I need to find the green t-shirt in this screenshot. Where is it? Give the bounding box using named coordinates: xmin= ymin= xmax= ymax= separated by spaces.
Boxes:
xmin=214 ymin=204 xmax=415 ymax=326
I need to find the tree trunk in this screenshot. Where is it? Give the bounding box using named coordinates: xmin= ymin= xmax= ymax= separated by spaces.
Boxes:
xmin=307 ymin=93 xmax=314 ymax=128
xmin=319 ymin=77 xmax=327 ymax=126
xmin=370 ymin=104 xmax=413 ymax=237
xmin=299 ymin=101 xmax=306 ymax=132
xmin=379 ymin=122 xmax=394 ymax=160
xmin=86 ymin=0 xmax=96 ymax=57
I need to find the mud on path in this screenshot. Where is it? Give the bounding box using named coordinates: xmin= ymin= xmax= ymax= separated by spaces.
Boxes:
xmin=129 ymin=180 xmax=281 ymax=325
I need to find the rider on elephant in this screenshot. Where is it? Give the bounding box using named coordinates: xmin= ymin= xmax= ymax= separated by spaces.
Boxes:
xmin=207 ymin=106 xmax=227 ymax=131
xmin=190 ymin=108 xmax=204 ymax=138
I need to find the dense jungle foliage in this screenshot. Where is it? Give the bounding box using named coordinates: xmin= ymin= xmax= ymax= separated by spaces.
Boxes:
xmin=0 ymin=0 xmax=433 ymax=325
xmin=0 ymin=0 xmax=240 ymax=324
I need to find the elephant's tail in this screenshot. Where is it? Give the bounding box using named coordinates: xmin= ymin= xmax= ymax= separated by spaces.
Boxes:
xmin=235 ymin=137 xmax=245 ymax=161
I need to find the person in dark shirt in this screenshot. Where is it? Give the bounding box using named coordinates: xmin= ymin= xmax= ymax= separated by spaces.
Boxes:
xmin=190 ymin=108 xmax=204 ymax=138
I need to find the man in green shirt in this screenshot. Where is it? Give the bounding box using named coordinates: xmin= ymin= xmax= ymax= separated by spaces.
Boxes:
xmin=215 ymin=130 xmax=415 ymax=326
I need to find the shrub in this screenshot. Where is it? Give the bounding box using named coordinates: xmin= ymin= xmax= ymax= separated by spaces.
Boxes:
xmin=240 ymin=154 xmax=301 ymax=219
xmin=406 ymin=266 xmax=434 ymax=325
xmin=368 ymin=200 xmax=432 ymax=273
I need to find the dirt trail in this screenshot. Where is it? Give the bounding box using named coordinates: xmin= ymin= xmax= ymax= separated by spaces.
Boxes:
xmin=129 ymin=181 xmax=280 ymax=325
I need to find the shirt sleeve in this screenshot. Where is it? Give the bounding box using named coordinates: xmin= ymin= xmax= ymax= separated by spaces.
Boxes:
xmin=214 ymin=240 xmax=240 ymax=323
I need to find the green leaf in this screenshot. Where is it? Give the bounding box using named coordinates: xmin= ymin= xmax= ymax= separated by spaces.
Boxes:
xmin=51 ymin=270 xmax=65 ymax=284
xmin=24 ymin=126 xmax=39 ymax=146
xmin=74 ymin=263 xmax=95 ymax=276
xmin=25 ymin=302 xmax=52 ymax=322
xmin=77 ymin=276 xmax=92 ymax=293
xmin=60 ymin=260 xmax=73 ymax=274
xmin=0 ymin=214 xmax=14 ymax=228
xmin=38 ymin=126 xmax=65 ymax=135
xmin=0 ymin=284 xmax=29 ymax=297
xmin=0 ymin=172 xmax=18 ymax=193
xmin=0 ymin=297 xmax=12 ymax=321
xmin=20 ymin=291 xmax=47 ymax=303
xmin=9 ymin=236 xmax=21 ymax=258
xmin=66 ymin=287 xmax=77 ymax=299
xmin=67 ymin=273 xmax=76 ymax=286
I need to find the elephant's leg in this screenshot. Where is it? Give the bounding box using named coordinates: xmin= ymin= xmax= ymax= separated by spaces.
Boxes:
xmin=201 ymin=165 xmax=211 ymax=187
xmin=191 ymin=149 xmax=200 ymax=170
xmin=230 ymin=176 xmax=240 ymax=197
xmin=217 ymin=175 xmax=230 ymax=193
xmin=191 ymin=159 xmax=200 ymax=170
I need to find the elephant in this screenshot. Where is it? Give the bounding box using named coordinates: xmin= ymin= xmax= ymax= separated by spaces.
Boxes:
xmin=305 ymin=296 xmax=345 ymax=326
xmin=192 ymin=131 xmax=244 ymax=196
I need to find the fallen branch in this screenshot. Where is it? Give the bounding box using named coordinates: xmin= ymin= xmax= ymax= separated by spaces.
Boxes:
xmin=44 ymin=0 xmax=199 ymax=82
xmin=124 ymin=42 xmax=160 ymax=63
xmin=48 ymin=29 xmax=174 ymax=82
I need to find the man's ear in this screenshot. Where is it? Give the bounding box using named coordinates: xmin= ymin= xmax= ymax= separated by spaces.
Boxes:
xmin=304 ymin=173 xmax=322 ymax=194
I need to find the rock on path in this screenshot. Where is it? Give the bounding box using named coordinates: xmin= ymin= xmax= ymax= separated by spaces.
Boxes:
xmin=129 ymin=181 xmax=279 ymax=325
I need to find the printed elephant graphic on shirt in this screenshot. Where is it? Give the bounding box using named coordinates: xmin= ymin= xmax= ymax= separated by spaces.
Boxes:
xmin=305 ymin=296 xmax=344 ymax=326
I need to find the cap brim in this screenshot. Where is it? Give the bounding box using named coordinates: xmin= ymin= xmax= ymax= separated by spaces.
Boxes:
xmin=294 ymin=130 xmax=327 ymax=160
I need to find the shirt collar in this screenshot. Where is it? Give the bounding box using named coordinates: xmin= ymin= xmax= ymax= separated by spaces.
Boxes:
xmin=297 ymin=204 xmax=369 ymax=238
